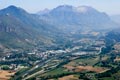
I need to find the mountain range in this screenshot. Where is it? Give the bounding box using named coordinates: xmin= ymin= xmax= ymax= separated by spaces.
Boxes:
xmin=0 ymin=5 xmax=119 ymax=56
xmin=38 ymin=5 xmax=119 ymax=32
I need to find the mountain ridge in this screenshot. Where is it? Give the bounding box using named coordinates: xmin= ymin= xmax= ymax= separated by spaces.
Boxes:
xmin=38 ymin=5 xmax=119 ymax=32
xmin=0 ymin=5 xmax=63 ymax=55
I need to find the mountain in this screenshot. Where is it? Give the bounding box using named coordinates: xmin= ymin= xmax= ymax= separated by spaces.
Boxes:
xmin=111 ymin=15 xmax=120 ymax=24
xmin=37 ymin=8 xmax=50 ymax=15
xmin=38 ymin=5 xmax=119 ymax=32
xmin=0 ymin=5 xmax=119 ymax=56
xmin=0 ymin=5 xmax=63 ymax=55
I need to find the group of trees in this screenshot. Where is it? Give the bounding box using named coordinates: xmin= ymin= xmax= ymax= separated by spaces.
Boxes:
xmin=1 ymin=65 xmax=10 ymax=70
xmin=96 ymin=64 xmax=120 ymax=78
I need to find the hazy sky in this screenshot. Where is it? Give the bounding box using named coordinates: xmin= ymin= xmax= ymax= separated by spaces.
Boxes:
xmin=0 ymin=0 xmax=120 ymax=15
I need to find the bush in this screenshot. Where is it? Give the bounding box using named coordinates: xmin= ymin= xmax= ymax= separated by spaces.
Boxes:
xmin=1 ymin=65 xmax=10 ymax=70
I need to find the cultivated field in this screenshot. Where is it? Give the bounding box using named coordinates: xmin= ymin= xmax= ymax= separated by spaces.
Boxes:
xmin=64 ymin=65 xmax=106 ymax=73
xmin=59 ymin=75 xmax=79 ymax=80
xmin=0 ymin=70 xmax=16 ymax=80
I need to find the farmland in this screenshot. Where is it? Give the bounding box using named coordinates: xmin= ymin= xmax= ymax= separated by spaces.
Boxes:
xmin=0 ymin=70 xmax=16 ymax=80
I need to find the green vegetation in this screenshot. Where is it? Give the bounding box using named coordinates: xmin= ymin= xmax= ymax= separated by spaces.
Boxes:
xmin=33 ymin=55 xmax=102 ymax=80
xmin=15 ymin=68 xmax=29 ymax=75
xmin=34 ymin=53 xmax=120 ymax=80
xmin=1 ymin=65 xmax=10 ymax=70
xmin=41 ymin=68 xmax=69 ymax=76
xmin=73 ymin=56 xmax=99 ymax=66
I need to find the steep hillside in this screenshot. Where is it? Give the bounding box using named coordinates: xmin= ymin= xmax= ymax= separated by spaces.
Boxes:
xmin=0 ymin=5 xmax=63 ymax=55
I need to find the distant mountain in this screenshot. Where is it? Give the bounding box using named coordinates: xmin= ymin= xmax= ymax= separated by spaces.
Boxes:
xmin=111 ymin=15 xmax=120 ymax=24
xmin=0 ymin=5 xmax=63 ymax=54
xmin=37 ymin=8 xmax=50 ymax=15
xmin=38 ymin=5 xmax=119 ymax=32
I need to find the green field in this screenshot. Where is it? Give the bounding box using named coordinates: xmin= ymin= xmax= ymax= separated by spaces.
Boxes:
xmin=68 ymin=56 xmax=100 ymax=66
xmin=41 ymin=67 xmax=69 ymax=77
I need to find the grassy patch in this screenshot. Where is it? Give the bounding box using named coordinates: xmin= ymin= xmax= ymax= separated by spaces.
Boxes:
xmin=41 ymin=67 xmax=69 ymax=77
xmin=69 ymin=56 xmax=99 ymax=66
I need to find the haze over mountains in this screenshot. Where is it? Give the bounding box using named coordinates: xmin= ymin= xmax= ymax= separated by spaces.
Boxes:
xmin=38 ymin=5 xmax=119 ymax=32
xmin=0 ymin=5 xmax=119 ymax=55
xmin=111 ymin=15 xmax=120 ymax=25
